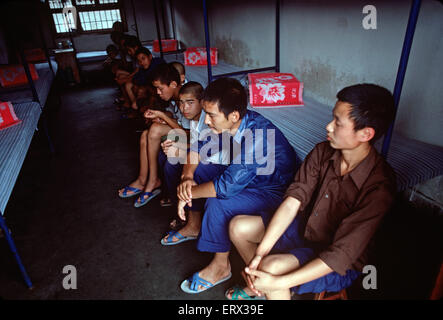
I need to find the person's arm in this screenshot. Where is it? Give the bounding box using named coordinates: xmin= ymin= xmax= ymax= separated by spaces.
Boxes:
xmin=256 ymin=196 xmax=301 ymax=257
xmin=144 ymin=110 xmax=180 ymax=129
xmin=245 ymin=258 xmax=333 ymax=295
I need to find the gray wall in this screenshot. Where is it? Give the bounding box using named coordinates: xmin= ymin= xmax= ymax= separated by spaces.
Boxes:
xmin=172 ymin=0 xmax=443 ymax=147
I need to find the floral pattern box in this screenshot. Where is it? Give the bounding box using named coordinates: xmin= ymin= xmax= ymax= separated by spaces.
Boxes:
xmin=248 ymin=73 xmax=304 ymax=107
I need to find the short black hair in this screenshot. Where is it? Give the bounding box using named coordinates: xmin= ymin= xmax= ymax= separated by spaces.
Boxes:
xmin=170 ymin=61 xmax=185 ymax=76
xmin=202 ymin=78 xmax=247 ymax=119
xmin=134 ymin=47 xmax=152 ymax=58
xmin=106 ymin=44 xmax=118 ymax=54
xmin=110 ymin=31 xmax=123 ymax=45
xmin=179 ymin=81 xmax=203 ymax=100
xmin=123 ymin=35 xmax=141 ymax=49
xmin=150 ymin=63 xmax=181 ymax=86
xmin=337 ymin=83 xmax=395 ymax=142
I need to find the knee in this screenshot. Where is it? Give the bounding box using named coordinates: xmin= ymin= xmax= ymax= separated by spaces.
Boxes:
xmin=260 ymin=255 xmax=284 ymax=275
xmin=125 ymin=81 xmax=133 ymax=90
xmin=148 ymin=123 xmax=164 ymax=140
xmin=229 ymin=216 xmax=251 ymax=241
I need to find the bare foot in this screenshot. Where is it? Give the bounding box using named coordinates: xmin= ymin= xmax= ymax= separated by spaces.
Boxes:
xmin=193 ymin=260 xmax=231 ymax=292
xmin=143 ymin=177 xmax=162 ymax=193
xmin=118 ymin=179 xmax=145 ymax=197
xmin=162 ymin=223 xmax=199 ymax=244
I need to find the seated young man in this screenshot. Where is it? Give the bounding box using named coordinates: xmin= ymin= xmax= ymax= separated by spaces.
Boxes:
xmin=126 ymin=47 xmax=166 ymax=112
xmin=227 ymin=83 xmax=397 ymax=300
xmin=113 ymin=35 xmax=141 ymax=106
xmin=164 ymin=78 xmax=297 ymax=294
xmin=118 ymin=63 xmax=190 ymax=207
xmin=157 ymin=81 xmax=204 ymax=207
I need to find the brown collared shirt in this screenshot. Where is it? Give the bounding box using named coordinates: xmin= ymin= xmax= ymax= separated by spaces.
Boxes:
xmin=285 ymin=142 xmax=396 ymax=275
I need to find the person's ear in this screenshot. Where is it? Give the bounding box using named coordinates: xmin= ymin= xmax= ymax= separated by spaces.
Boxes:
xmin=170 ymin=81 xmax=178 ymax=89
xmin=229 ymin=111 xmax=240 ymax=123
xmin=359 ymin=127 xmax=375 ymax=142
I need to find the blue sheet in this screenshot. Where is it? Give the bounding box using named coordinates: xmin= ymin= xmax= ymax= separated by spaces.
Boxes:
xmin=0 ymin=102 xmax=42 ymax=214
xmin=0 ymin=59 xmax=58 ymax=105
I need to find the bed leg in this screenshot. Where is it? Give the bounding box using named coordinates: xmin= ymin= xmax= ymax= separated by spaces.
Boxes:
xmin=0 ymin=214 xmax=34 ymax=289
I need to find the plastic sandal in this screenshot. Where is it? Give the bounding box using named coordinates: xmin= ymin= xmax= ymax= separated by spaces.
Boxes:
xmin=134 ymin=189 xmax=161 ymax=208
xmin=225 ymin=286 xmax=266 ymax=300
xmin=118 ymin=186 xmax=142 ymax=198
xmin=160 ymin=230 xmax=197 ymax=246
xmin=180 ymin=272 xmax=232 ymax=294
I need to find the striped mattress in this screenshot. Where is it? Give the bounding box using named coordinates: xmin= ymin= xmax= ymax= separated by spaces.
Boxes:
xmin=165 ymin=54 xmax=443 ymax=192
xmin=0 ymin=102 xmax=42 ymax=214
xmin=0 ymin=59 xmax=58 ymax=106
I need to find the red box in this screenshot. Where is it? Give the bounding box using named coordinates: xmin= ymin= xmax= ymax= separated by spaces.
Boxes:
xmin=248 ymin=73 xmax=304 ymax=107
xmin=0 ymin=64 xmax=39 ymax=88
xmin=153 ymin=39 xmax=178 ymax=52
xmin=0 ymin=101 xmax=22 ymax=130
xmin=184 ymin=47 xmax=218 ymax=66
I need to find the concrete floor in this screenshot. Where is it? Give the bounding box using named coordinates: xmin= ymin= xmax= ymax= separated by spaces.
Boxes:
xmin=0 ymin=78 xmax=441 ymax=300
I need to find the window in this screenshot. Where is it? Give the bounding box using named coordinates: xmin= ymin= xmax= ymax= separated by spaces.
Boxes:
xmin=48 ymin=0 xmax=124 ymax=34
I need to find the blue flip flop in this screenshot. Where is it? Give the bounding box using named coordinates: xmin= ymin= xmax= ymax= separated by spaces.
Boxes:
xmin=119 ymin=186 xmax=142 ymax=198
xmin=160 ymin=230 xmax=197 ymax=246
xmin=134 ymin=188 xmax=161 ymax=208
xmin=181 ymin=272 xmax=232 ymax=294
xmin=225 ymin=286 xmax=266 ymax=300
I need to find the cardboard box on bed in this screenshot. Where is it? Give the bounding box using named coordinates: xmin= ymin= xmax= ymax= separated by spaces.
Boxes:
xmin=184 ymin=47 xmax=218 ymax=66
xmin=0 ymin=101 xmax=21 ymax=130
xmin=248 ymin=72 xmax=304 ymax=107
xmin=153 ymin=39 xmax=178 ymax=52
xmin=0 ymin=64 xmax=39 ymax=88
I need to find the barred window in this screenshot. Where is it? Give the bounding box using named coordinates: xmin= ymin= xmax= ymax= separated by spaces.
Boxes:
xmin=48 ymin=0 xmax=123 ymax=34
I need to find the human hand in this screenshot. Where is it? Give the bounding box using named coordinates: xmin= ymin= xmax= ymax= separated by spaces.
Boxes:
xmin=144 ymin=109 xmax=165 ymax=120
xmin=177 ymin=178 xmax=197 ymax=204
xmin=177 ymin=199 xmax=187 ymax=221
xmin=152 ymin=117 xmax=167 ymax=125
xmin=244 ymin=267 xmax=282 ymax=296
xmin=244 ymin=255 xmax=264 ymax=296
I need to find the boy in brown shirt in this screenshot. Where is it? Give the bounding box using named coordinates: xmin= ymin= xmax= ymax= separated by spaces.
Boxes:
xmin=227 ymin=83 xmax=397 ymax=300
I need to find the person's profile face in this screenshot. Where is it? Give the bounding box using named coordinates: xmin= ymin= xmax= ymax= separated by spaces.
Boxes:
xmin=326 ymin=101 xmax=361 ymax=150
xmin=203 ymin=101 xmax=235 ymax=134
xmin=153 ymin=80 xmax=176 ymax=101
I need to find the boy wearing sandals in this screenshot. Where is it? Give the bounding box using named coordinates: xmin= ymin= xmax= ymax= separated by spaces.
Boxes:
xmin=162 ymin=78 xmax=297 ymax=294
xmin=118 ymin=63 xmax=190 ymax=207
xmin=158 ymin=81 xmax=207 ymax=228
xmin=227 ymin=83 xmax=397 ymax=300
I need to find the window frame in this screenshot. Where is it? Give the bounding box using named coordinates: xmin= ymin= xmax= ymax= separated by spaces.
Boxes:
xmin=47 ymin=0 xmax=127 ymax=37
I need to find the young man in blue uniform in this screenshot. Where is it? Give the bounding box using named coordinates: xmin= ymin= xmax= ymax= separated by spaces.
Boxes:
xmin=162 ymin=78 xmax=297 ymax=293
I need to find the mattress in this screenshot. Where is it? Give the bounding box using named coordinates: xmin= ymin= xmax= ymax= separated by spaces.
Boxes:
xmin=0 ymin=101 xmax=42 ymax=214
xmin=0 ymin=59 xmax=58 ymax=105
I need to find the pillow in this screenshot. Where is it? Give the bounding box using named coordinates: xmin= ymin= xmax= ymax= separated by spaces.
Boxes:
xmin=0 ymin=64 xmax=39 ymax=88
xmin=23 ymin=48 xmax=47 ymax=63
xmin=0 ymin=101 xmax=22 ymax=130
